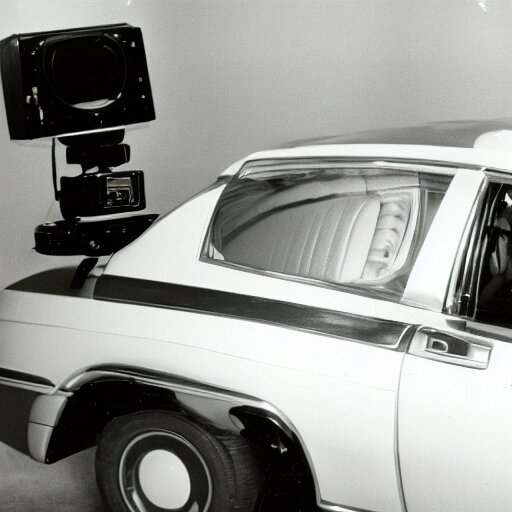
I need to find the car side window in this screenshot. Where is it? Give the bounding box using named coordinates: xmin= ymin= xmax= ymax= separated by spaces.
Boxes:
xmin=470 ymin=184 xmax=512 ymax=327
xmin=204 ymin=160 xmax=452 ymax=301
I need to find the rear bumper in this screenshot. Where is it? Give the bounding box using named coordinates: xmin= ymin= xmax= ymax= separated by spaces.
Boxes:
xmin=0 ymin=383 xmax=40 ymax=456
xmin=0 ymin=370 xmax=69 ymax=462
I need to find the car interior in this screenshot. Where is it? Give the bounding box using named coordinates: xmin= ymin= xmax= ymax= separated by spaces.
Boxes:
xmin=210 ymin=167 xmax=449 ymax=297
xmin=476 ymin=187 xmax=512 ymax=326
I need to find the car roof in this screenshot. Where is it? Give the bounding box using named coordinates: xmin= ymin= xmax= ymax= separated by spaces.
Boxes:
xmin=221 ymin=118 xmax=512 ymax=177
xmin=276 ymin=118 xmax=512 ymax=149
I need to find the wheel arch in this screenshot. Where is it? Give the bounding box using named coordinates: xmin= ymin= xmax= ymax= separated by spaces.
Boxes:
xmin=43 ymin=366 xmax=319 ymax=504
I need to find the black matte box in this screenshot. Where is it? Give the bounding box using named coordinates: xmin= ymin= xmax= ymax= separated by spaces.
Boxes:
xmin=0 ymin=23 xmax=155 ymax=140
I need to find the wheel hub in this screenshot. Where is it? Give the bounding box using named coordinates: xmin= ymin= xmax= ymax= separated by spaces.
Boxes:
xmin=138 ymin=449 xmax=191 ymax=509
xmin=119 ymin=431 xmax=212 ymax=512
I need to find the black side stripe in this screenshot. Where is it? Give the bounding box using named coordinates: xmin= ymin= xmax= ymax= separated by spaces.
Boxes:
xmin=0 ymin=367 xmax=54 ymax=387
xmin=94 ymin=275 xmax=408 ymax=347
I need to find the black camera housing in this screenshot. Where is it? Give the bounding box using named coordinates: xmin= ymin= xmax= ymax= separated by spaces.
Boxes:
xmin=1 ymin=23 xmax=155 ymax=140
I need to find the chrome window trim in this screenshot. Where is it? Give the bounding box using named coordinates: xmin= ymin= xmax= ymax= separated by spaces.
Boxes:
xmin=239 ymin=156 xmax=474 ymax=176
xmin=199 ymin=256 xmax=409 ymax=306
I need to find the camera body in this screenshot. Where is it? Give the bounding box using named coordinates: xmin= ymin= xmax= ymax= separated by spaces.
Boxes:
xmin=0 ymin=24 xmax=158 ymax=257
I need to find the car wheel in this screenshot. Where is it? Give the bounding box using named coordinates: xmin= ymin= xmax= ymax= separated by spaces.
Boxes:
xmin=96 ymin=410 xmax=261 ymax=512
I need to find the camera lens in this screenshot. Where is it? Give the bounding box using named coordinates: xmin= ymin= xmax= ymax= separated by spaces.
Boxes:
xmin=45 ymin=35 xmax=126 ymax=110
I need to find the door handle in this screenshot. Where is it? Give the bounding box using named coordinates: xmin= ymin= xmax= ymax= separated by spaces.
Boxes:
xmin=426 ymin=337 xmax=450 ymax=353
xmin=409 ymin=328 xmax=492 ymax=369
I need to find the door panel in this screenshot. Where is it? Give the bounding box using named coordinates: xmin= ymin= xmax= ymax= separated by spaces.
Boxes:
xmin=399 ymin=329 xmax=512 ymax=512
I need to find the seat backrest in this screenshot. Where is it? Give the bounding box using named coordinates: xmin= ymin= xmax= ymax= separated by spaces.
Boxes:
xmin=222 ymin=194 xmax=380 ymax=283
xmin=362 ymin=193 xmax=412 ymax=280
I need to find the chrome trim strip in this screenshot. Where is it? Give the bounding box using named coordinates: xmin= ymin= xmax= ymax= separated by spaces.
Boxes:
xmin=62 ymin=366 xmax=296 ymax=441
xmin=0 ymin=367 xmax=54 ymax=387
xmin=0 ymin=376 xmax=54 ymax=394
xmin=94 ymin=276 xmax=408 ymax=349
xmin=241 ymin=156 xmax=478 ymax=173
xmin=0 ymin=369 xmax=55 ymax=395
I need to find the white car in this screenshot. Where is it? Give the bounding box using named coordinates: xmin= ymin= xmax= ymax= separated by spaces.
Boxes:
xmin=1 ymin=120 xmax=512 ymax=512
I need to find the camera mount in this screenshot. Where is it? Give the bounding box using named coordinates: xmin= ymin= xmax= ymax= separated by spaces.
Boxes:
xmin=34 ymin=129 xmax=157 ymax=257
xmin=56 ymin=129 xmax=146 ymax=219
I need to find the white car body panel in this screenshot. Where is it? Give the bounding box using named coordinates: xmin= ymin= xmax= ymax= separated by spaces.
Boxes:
xmin=399 ymin=335 xmax=512 ymax=512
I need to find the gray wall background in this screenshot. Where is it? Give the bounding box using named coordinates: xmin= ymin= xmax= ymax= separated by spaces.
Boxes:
xmin=1 ymin=0 xmax=512 ymax=289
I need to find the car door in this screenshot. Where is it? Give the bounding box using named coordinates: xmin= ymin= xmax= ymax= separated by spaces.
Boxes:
xmin=398 ymin=171 xmax=512 ymax=512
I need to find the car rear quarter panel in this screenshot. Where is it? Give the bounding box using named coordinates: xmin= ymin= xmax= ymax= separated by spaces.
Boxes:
xmin=0 ymin=286 xmax=406 ymax=512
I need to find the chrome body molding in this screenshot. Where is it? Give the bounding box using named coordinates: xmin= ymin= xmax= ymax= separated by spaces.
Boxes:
xmin=0 ymin=366 xmax=56 ymax=394
xmin=62 ymin=366 xmax=298 ymax=439
xmin=94 ymin=276 xmax=410 ymax=349
xmin=0 ymin=375 xmax=55 ymax=395
xmin=60 ymin=365 xmax=328 ymax=508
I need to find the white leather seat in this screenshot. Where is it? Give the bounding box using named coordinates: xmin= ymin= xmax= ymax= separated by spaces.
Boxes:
xmin=223 ymin=194 xmax=381 ymax=283
xmin=362 ymin=193 xmax=411 ymax=280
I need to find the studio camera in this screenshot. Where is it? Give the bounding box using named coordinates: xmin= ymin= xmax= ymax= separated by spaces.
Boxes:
xmin=1 ymin=23 xmax=158 ymax=257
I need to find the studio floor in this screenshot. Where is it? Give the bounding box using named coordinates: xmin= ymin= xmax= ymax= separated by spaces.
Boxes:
xmin=1 ymin=443 xmax=104 ymax=511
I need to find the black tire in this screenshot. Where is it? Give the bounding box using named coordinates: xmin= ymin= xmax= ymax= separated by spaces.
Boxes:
xmin=96 ymin=411 xmax=261 ymax=512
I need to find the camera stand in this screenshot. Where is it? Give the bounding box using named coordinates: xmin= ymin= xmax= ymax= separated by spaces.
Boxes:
xmin=34 ymin=130 xmax=158 ymax=257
